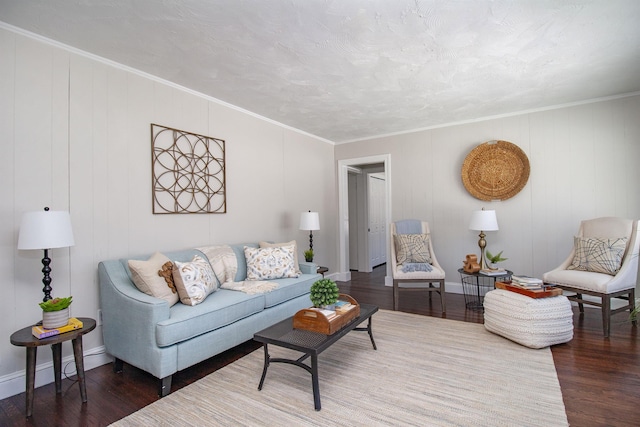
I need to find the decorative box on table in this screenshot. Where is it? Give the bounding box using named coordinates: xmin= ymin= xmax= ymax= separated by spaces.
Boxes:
xmin=293 ymin=294 xmax=360 ymax=335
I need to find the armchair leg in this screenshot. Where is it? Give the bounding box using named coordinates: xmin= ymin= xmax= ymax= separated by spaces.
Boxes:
xmin=393 ymin=280 xmax=399 ymax=311
xmin=440 ymin=281 xmax=446 ymax=313
xmin=630 ymin=288 xmax=637 ymax=326
xmin=113 ymin=358 xmax=123 ymax=373
xmin=602 ymin=295 xmax=611 ymax=338
xmin=576 ymin=293 xmax=584 ymax=313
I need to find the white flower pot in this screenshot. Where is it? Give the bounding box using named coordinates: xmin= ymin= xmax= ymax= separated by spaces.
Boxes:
xmin=42 ymin=308 xmax=69 ymax=329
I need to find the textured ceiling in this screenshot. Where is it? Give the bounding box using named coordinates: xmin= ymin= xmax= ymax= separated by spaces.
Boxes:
xmin=1 ymin=0 xmax=639 ymax=143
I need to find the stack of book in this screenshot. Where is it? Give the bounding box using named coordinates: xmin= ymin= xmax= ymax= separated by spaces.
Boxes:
xmin=334 ymin=300 xmax=356 ymax=315
xmin=510 ymin=275 xmax=544 ymax=290
xmin=32 ymin=317 xmax=84 ymax=339
xmin=479 ymin=268 xmax=507 ymax=276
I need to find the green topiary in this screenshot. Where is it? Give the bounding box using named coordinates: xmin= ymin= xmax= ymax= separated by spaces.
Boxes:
xmin=309 ymin=278 xmax=339 ymax=307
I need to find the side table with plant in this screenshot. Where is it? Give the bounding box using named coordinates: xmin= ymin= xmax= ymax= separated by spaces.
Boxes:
xmin=40 ymin=296 xmax=73 ymax=329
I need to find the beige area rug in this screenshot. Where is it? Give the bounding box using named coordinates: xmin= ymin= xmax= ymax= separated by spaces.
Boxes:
xmin=110 ymin=310 xmax=568 ymax=426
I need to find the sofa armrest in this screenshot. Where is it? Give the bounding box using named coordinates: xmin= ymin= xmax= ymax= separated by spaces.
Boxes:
xmin=98 ymin=260 xmax=176 ymax=379
xmin=299 ymin=261 xmax=318 ymax=275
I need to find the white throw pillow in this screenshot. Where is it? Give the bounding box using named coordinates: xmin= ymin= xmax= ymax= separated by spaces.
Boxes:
xmin=172 ymin=255 xmax=218 ymax=306
xmin=394 ymin=234 xmax=432 ymax=264
xmin=567 ymin=236 xmax=627 ymax=275
xmin=245 ymin=245 xmax=299 ymax=280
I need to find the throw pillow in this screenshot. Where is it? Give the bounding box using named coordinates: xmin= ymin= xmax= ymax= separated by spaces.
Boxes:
xmin=395 ymin=234 xmax=432 ymax=264
xmin=245 ymin=245 xmax=299 ymax=280
xmin=259 ymin=240 xmax=302 ymax=274
xmin=128 ymin=252 xmax=179 ymax=306
xmin=567 ymin=236 xmax=628 ymax=275
xmin=172 ymin=255 xmax=218 ymax=306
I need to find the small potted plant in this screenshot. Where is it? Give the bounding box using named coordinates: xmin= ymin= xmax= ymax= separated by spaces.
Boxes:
xmin=40 ymin=296 xmax=73 ymax=329
xmin=304 ymin=248 xmax=314 ymax=262
xmin=309 ymin=278 xmax=339 ymax=308
xmin=486 ymin=250 xmax=507 ymax=270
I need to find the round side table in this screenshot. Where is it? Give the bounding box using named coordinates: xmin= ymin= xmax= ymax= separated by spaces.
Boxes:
xmin=458 ymin=269 xmax=512 ymax=310
xmin=10 ymin=317 xmax=96 ymax=418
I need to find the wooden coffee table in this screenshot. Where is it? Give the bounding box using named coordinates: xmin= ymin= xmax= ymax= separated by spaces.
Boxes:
xmin=253 ymin=303 xmax=378 ymax=410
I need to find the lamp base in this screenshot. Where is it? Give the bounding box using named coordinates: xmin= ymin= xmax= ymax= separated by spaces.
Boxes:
xmin=41 ymin=248 xmax=53 ymax=302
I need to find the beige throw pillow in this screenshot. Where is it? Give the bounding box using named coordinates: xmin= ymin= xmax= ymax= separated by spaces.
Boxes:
xmin=567 ymin=236 xmax=627 ymax=275
xmin=259 ymin=240 xmax=301 ymax=273
xmin=172 ymin=255 xmax=218 ymax=306
xmin=245 ymin=245 xmax=299 ymax=280
xmin=394 ymin=234 xmax=432 ymax=264
xmin=128 ymin=252 xmax=179 ymax=306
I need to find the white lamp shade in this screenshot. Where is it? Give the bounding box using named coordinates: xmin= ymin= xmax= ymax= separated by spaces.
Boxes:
xmin=18 ymin=210 xmax=75 ymax=250
xmin=469 ymin=209 xmax=499 ymax=231
xmin=299 ymin=211 xmax=320 ymax=231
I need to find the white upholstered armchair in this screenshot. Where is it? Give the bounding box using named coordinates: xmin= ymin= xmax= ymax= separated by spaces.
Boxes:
xmin=543 ymin=217 xmax=639 ymax=337
xmin=390 ymin=220 xmax=446 ymax=312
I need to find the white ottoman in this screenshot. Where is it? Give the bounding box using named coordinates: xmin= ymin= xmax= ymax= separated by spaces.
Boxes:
xmin=483 ymin=289 xmax=574 ymax=349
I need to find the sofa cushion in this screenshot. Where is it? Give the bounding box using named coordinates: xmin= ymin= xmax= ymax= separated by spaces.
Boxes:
xmin=172 ymin=255 xmax=218 ymax=306
xmin=245 ymin=245 xmax=299 ymax=280
xmin=229 ymin=243 xmax=258 ymax=281
xmin=128 ymin=252 xmax=179 ymax=306
xmin=262 ymin=273 xmax=318 ymax=308
xmin=567 ymin=236 xmax=627 ymax=275
xmin=156 ymin=289 xmax=265 ymax=347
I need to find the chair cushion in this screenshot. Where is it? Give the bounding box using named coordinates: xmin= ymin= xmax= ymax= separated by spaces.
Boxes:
xmin=542 ymin=269 xmax=619 ymax=293
xmin=394 ymin=234 xmax=432 ymax=264
xmin=567 ymin=236 xmax=627 ymax=275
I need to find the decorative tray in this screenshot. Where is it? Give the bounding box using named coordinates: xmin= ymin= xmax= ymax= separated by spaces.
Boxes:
xmin=293 ymin=294 xmax=360 ymax=335
xmin=495 ymin=281 xmax=563 ymax=298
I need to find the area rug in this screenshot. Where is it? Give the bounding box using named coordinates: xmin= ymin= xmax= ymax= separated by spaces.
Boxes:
xmin=110 ymin=310 xmax=568 ymax=426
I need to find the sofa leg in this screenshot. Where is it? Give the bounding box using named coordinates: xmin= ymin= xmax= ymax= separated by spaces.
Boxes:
xmin=159 ymin=375 xmax=172 ymax=397
xmin=113 ymin=358 xmax=123 ymax=373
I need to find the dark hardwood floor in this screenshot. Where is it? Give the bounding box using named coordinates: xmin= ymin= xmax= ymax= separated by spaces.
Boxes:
xmin=1 ymin=265 xmax=638 ymax=426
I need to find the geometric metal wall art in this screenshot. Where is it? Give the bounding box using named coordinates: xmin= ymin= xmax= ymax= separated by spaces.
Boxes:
xmin=151 ymin=123 xmax=226 ymax=214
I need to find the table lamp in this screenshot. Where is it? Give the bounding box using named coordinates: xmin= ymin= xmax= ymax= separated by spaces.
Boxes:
xmin=18 ymin=207 xmax=75 ymax=302
xmin=468 ymin=208 xmax=498 ymax=270
xmin=299 ymin=210 xmax=320 ymax=252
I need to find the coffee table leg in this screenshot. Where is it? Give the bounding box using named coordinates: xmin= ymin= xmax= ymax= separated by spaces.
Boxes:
xmin=311 ymin=353 xmax=321 ymax=410
xmin=367 ymin=317 xmax=377 ymax=350
xmin=258 ymin=344 xmax=269 ymax=390
xmin=25 ymin=347 xmax=37 ymax=418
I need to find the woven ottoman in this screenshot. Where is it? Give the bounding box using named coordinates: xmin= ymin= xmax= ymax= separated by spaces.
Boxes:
xmin=483 ymin=289 xmax=574 ymax=348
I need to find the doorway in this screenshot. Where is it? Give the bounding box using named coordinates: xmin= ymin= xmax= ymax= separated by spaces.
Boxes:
xmin=337 ymin=154 xmax=392 ymax=284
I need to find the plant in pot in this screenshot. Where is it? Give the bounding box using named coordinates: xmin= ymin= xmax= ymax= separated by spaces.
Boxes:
xmin=304 ymin=249 xmax=314 ymax=262
xmin=309 ymin=278 xmax=339 ymax=309
xmin=39 ymin=296 xmax=72 ymax=329
xmin=486 ymin=250 xmax=507 ymax=270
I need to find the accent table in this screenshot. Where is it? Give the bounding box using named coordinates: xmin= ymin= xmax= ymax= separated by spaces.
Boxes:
xmin=10 ymin=317 xmax=96 ymax=417
xmin=254 ymin=304 xmax=378 ymax=410
xmin=458 ymin=268 xmax=513 ymax=310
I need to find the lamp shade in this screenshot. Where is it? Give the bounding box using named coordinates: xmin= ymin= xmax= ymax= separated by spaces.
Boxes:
xmin=18 ymin=210 xmax=75 ymax=250
xmin=299 ymin=211 xmax=320 ymax=231
xmin=468 ymin=209 xmax=499 ymax=231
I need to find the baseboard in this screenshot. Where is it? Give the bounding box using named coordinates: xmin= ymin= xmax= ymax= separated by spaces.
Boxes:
xmin=0 ymin=345 xmax=112 ymax=400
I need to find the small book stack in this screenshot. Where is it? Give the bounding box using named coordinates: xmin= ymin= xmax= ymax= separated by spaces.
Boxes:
xmin=334 ymin=299 xmax=356 ymax=315
xmin=479 ymin=268 xmax=507 ymax=276
xmin=32 ymin=317 xmax=84 ymax=339
xmin=312 ymin=308 xmax=337 ymax=319
xmin=510 ymin=275 xmax=544 ymax=290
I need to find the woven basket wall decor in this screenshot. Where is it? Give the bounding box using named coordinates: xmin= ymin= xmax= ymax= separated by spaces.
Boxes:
xmin=461 ymin=140 xmax=530 ymax=201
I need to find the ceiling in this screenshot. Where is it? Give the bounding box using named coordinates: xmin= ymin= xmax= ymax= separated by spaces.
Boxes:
xmin=1 ymin=0 xmax=639 ymax=143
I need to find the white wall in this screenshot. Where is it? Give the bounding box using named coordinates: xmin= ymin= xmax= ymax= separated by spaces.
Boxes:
xmin=0 ymin=28 xmax=336 ymax=398
xmin=335 ymin=95 xmax=640 ymax=289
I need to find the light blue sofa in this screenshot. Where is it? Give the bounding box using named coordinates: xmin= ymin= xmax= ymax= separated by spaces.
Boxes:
xmin=98 ymin=243 xmax=321 ymax=396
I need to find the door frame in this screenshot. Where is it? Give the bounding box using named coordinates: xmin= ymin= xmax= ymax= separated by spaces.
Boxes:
xmin=337 ymin=154 xmax=392 ymax=284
